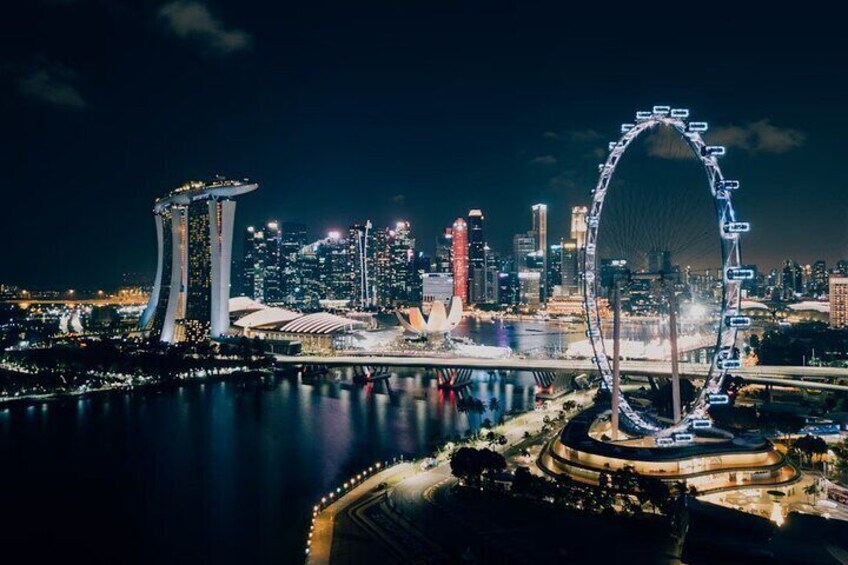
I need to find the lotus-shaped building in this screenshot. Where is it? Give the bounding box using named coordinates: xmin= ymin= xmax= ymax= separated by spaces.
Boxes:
xmin=397 ymin=297 xmax=463 ymax=341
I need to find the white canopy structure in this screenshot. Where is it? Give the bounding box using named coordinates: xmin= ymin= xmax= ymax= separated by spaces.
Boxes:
xmin=233 ymin=307 xmax=302 ymax=329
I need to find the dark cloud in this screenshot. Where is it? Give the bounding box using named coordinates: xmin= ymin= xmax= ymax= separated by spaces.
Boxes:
xmin=158 ymin=1 xmax=252 ymax=54
xmin=542 ymin=131 xmax=560 ymax=141
xmin=711 ymin=120 xmax=805 ymax=154
xmin=646 ymin=120 xmax=805 ymax=159
xmin=391 ymin=193 xmax=406 ymax=204
xmin=16 ymin=59 xmax=86 ymax=109
xmin=530 ymin=155 xmax=557 ymax=166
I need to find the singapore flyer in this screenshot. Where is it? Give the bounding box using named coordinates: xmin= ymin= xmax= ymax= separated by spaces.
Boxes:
xmin=583 ymin=105 xmax=751 ymax=440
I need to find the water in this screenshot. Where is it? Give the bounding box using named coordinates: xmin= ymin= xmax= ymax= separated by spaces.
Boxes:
xmin=0 ymin=320 xmax=570 ymax=564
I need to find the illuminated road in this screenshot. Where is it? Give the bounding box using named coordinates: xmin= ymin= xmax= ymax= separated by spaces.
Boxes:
xmin=274 ymin=355 xmax=848 ymax=391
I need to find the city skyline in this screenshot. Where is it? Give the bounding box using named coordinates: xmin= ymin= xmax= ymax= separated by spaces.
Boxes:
xmin=2 ymin=3 xmax=848 ymax=287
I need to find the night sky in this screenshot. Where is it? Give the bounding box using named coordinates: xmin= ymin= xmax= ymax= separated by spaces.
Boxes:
xmin=2 ymin=2 xmax=847 ymax=288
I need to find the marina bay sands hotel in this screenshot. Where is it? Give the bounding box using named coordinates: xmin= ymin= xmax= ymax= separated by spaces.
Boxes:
xmin=140 ymin=178 xmax=258 ymax=343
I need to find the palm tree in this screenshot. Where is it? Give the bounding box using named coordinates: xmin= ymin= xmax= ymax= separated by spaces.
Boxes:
xmin=804 ymin=482 xmax=820 ymax=505
xmin=487 ymin=397 xmax=500 ymax=412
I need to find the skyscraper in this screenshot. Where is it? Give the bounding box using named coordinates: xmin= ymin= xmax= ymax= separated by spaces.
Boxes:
xmin=561 ymin=239 xmax=580 ymax=295
xmin=387 ymin=221 xmax=416 ymax=305
xmin=280 ymin=222 xmax=307 ymax=304
xmin=240 ymin=221 xmax=283 ymax=304
xmin=812 ymin=260 xmax=828 ymax=296
xmin=467 ymin=209 xmax=486 ymax=303
xmin=451 ymin=217 xmax=468 ymax=304
xmin=348 ymin=221 xmax=373 ymax=308
xmin=484 ymin=245 xmax=499 ymax=303
xmin=532 ymin=204 xmax=548 ymax=300
xmin=647 ymin=249 xmax=672 ymax=274
xmin=435 ymin=228 xmax=453 ymax=274
xmin=513 ymin=232 xmax=535 ymax=272
xmin=782 ymin=259 xmax=803 ymax=299
xmin=570 ymin=206 xmax=588 ymax=249
xmin=317 ymin=231 xmax=350 ymax=301
xmin=141 ymin=178 xmax=257 ymax=343
xmin=547 ymin=243 xmax=563 ymax=297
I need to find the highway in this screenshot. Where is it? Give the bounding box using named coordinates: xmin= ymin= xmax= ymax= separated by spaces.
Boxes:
xmin=274 ymin=354 xmax=848 ymax=391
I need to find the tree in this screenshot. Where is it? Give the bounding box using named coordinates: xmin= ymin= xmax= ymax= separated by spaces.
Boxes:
xmin=488 ymin=397 xmax=500 ymax=412
xmin=794 ymin=435 xmax=828 ymax=469
xmin=450 ymin=447 xmax=483 ymax=484
xmin=804 ymin=482 xmax=820 ymax=504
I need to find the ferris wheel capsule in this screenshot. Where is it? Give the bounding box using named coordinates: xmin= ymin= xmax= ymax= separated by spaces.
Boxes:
xmin=608 ymin=141 xmax=618 ymax=151
xmin=726 ymin=268 xmax=755 ymax=281
xmin=702 ymin=146 xmax=726 ymax=157
xmin=636 ymin=111 xmax=653 ymax=121
xmin=688 ymin=121 xmax=709 ymax=132
xmin=716 ymin=179 xmax=740 ymax=190
xmin=621 ymin=123 xmax=635 ymax=133
xmin=723 ymin=221 xmax=750 ymax=235
xmin=724 ymin=315 xmax=751 ymax=328
xmin=652 ymin=105 xmax=671 ymax=115
xmin=670 ymin=108 xmax=690 ymax=119
xmin=716 ymin=358 xmax=742 ymax=370
xmin=691 ymin=418 xmax=712 ymax=429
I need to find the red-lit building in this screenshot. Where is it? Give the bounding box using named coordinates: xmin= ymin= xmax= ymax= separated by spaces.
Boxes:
xmin=451 ymin=218 xmax=468 ymax=304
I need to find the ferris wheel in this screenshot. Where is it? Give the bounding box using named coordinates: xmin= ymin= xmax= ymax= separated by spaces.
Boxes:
xmin=583 ymin=105 xmax=752 ymax=440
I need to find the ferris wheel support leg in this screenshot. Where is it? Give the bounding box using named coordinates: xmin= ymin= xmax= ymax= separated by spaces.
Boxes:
xmin=669 ymin=289 xmax=682 ymax=423
xmin=612 ymin=285 xmax=621 ymax=440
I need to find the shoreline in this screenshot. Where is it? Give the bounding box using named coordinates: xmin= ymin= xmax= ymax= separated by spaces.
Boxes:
xmin=0 ymin=365 xmax=273 ymax=410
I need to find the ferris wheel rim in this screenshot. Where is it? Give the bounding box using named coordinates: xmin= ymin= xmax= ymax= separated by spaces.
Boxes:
xmin=582 ymin=107 xmax=746 ymax=439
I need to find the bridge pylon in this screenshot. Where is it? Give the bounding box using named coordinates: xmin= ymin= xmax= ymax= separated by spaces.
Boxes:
xmin=436 ymin=368 xmax=473 ymax=389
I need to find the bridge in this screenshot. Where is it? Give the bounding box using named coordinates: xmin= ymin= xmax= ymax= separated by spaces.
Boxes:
xmin=274 ymin=355 xmax=848 ymax=392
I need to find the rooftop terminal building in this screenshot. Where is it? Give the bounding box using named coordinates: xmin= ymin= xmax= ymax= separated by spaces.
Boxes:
xmin=140 ymin=178 xmax=258 ymax=343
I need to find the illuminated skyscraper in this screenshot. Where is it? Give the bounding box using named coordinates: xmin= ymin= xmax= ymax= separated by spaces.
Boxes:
xmin=240 ymin=221 xmax=282 ymax=303
xmin=348 ymin=221 xmax=373 ymax=308
xmin=512 ymin=232 xmax=535 ymax=271
xmin=451 ymin=217 xmax=468 ymax=304
xmin=782 ymin=259 xmax=803 ymax=299
xmin=387 ymin=221 xmax=416 ymax=304
xmin=141 ymin=178 xmax=257 ymax=343
xmin=467 ymin=209 xmax=486 ymax=303
xmin=561 ymin=239 xmax=580 ymax=295
xmin=280 ymin=222 xmax=307 ymax=304
xmin=532 ymin=203 xmax=548 ymax=300
xmin=570 ymin=205 xmax=588 ymax=249
xmin=435 ymin=227 xmax=453 ymax=274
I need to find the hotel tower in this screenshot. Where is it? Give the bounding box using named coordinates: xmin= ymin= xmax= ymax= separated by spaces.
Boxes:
xmin=140 ymin=178 xmax=258 ymax=343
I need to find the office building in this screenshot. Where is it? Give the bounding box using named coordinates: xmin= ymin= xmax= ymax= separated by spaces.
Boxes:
xmin=435 ymin=228 xmax=453 ymax=273
xmin=451 ymin=218 xmax=468 ymax=304
xmin=561 ymin=239 xmax=580 ymax=295
xmin=280 ymin=222 xmax=307 ymax=304
xmin=518 ymin=271 xmax=541 ymax=306
xmin=647 ymin=249 xmax=672 ymax=275
xmin=348 ymin=221 xmax=373 ymax=308
xmin=532 ymin=203 xmax=548 ymax=300
xmin=513 ymin=232 xmax=535 ymax=271
xmin=422 ymin=272 xmax=454 ymax=313
xmin=570 ymin=206 xmax=588 ymax=249
xmin=467 ymin=209 xmax=486 ymax=303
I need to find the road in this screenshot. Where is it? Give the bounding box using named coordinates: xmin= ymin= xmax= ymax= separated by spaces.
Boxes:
xmin=275 ymin=355 xmax=848 ymax=391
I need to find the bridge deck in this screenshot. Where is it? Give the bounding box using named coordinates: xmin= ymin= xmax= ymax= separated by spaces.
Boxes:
xmin=273 ymin=355 xmax=848 ymax=392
